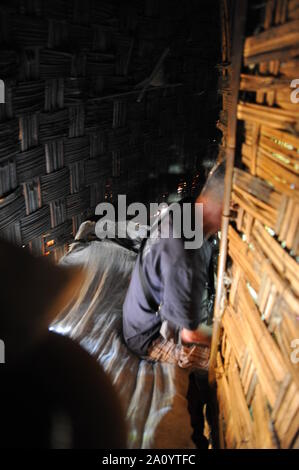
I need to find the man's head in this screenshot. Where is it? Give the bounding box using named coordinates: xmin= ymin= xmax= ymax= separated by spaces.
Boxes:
xmin=196 ymin=160 xmax=225 ymax=236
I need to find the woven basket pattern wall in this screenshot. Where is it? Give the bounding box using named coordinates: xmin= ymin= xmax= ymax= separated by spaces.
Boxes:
xmin=0 ymin=0 xmax=220 ymax=260
xmin=216 ymin=0 xmax=299 ymax=448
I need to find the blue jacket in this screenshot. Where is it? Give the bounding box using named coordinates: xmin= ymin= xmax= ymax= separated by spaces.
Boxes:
xmin=122 ymin=204 xmax=214 ymax=356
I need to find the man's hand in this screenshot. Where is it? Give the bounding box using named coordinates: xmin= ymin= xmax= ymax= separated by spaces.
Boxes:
xmin=181 ymin=327 xmax=211 ymax=346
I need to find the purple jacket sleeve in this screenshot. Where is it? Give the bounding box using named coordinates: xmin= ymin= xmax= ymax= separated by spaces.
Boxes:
xmin=159 ymin=235 xmax=210 ymax=330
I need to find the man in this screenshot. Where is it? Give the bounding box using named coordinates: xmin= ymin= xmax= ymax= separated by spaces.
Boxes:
xmin=122 ymin=161 xmax=225 ymax=371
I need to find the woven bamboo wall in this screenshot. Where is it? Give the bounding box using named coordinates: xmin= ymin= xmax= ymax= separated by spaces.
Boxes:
xmin=216 ymin=0 xmax=299 ymax=448
xmin=0 ymin=0 xmax=220 ymax=260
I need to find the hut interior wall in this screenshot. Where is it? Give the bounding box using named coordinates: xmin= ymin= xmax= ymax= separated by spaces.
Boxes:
xmin=216 ymin=0 xmax=299 ymax=449
xmin=0 ymin=0 xmax=220 ymax=259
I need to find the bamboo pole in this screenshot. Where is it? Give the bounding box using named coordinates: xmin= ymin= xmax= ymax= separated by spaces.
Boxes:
xmin=209 ymin=0 xmax=248 ymax=386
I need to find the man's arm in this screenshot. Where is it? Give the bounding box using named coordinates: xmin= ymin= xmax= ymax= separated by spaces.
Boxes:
xmin=160 ymin=236 xmax=212 ymax=338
